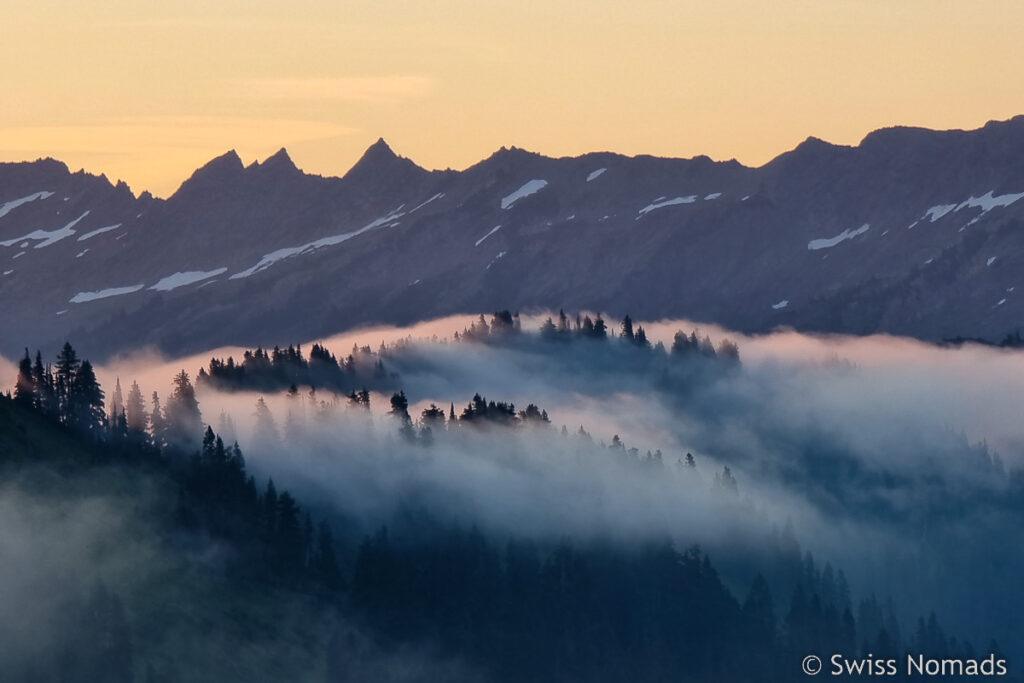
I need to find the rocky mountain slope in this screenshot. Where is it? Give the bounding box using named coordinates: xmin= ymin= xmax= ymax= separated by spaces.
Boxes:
xmin=3 ymin=117 xmax=1024 ymax=359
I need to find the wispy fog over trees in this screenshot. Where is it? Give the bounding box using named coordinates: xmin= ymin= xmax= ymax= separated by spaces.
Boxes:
xmin=2 ymin=314 xmax=1021 ymax=681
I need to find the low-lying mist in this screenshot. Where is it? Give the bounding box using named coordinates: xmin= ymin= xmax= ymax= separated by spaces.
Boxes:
xmin=5 ymin=314 xmax=1024 ymax=655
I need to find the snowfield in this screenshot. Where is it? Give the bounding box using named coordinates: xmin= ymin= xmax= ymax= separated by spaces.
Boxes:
xmin=807 ymin=224 xmax=870 ymax=250
xmin=150 ymin=268 xmax=229 ymax=291
xmin=0 ymin=191 xmax=54 ymax=219
xmin=502 ymin=180 xmax=548 ymax=209
xmin=70 ymin=284 xmax=145 ymax=303
xmin=230 ymin=206 xmax=406 ymax=280
xmin=475 ymin=225 xmax=502 ymax=247
xmin=0 ymin=211 xmax=90 ymax=248
xmin=77 ymin=223 xmax=122 ymax=241
xmin=638 ymin=196 xmax=697 ymax=216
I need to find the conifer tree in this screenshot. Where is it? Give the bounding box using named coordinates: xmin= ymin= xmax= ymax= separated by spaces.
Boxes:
xmin=388 ymin=390 xmax=411 ymax=424
xmin=54 ymin=341 xmax=81 ymax=423
xmin=254 ymin=396 xmax=280 ymax=445
xmin=165 ymin=370 xmax=203 ymax=451
xmin=70 ymin=360 xmax=106 ymax=438
xmin=14 ymin=348 xmax=34 ymax=406
xmin=620 ymin=315 xmax=635 ymax=342
xmin=125 ymin=381 xmax=148 ymax=440
xmin=558 ymin=309 xmax=570 ymax=332
xmin=150 ymin=391 xmax=167 ymax=449
xmin=28 ymin=350 xmax=55 ymax=413
xmin=635 ymin=326 xmax=650 ymax=348
xmin=539 ymin=317 xmax=557 ymax=339
xmin=420 ymin=403 xmax=446 ymax=428
xmin=109 ymin=377 xmax=125 ymax=425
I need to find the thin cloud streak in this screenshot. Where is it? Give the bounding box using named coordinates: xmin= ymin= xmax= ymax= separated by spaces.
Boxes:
xmin=239 ymin=76 xmax=435 ymax=104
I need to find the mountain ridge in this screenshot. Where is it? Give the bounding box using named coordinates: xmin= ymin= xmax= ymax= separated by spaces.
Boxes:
xmin=3 ymin=116 xmax=1024 ymax=360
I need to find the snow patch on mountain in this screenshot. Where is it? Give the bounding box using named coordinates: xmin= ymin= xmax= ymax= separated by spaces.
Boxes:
xmin=772 ymin=300 xmax=789 ymax=310
xmin=410 ymin=193 xmax=444 ymax=213
xmin=475 ymin=225 xmax=502 ymax=247
xmin=921 ymin=190 xmax=1024 ymax=225
xmin=955 ymin=190 xmax=1024 ymax=213
xmin=230 ymin=206 xmax=406 ymax=280
xmin=924 ymin=204 xmax=956 ymax=222
xmin=807 ymin=224 xmax=870 ymax=250
xmin=70 ymin=284 xmax=145 ymax=303
xmin=0 ymin=191 xmax=54 ymax=219
xmin=76 ymin=249 xmax=89 ymax=258
xmin=77 ymin=223 xmax=122 ymax=241
xmin=637 ymin=196 xmax=697 ymax=217
xmin=987 ymin=257 xmax=997 ymax=266
xmin=486 ymin=251 xmax=507 ymax=270
xmin=587 ymin=168 xmax=606 ymax=182
xmin=502 ymin=180 xmax=548 ymax=209
xmin=150 ymin=268 xmax=228 ymax=291
xmin=704 ymin=192 xmax=722 ymax=200
xmin=0 ymin=211 xmax=90 ymax=248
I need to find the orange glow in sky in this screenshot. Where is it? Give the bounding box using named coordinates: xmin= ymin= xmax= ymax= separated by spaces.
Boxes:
xmin=3 ymin=1 xmax=1022 ymax=197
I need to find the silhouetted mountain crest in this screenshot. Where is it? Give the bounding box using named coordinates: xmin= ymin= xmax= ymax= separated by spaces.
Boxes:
xmin=768 ymin=136 xmax=849 ymax=167
xmin=263 ymin=147 xmax=297 ymax=168
xmin=341 ymin=138 xmax=427 ymax=188
xmin=247 ymin=148 xmax=302 ymax=179
xmin=172 ymin=150 xmax=245 ymax=199
xmin=6 ymin=116 xmax=1024 ymax=359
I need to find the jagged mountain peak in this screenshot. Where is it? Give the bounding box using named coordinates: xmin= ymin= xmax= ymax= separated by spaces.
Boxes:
xmin=6 ymin=115 xmax=1024 ymax=361
xmin=247 ymin=147 xmax=300 ymax=176
xmin=203 ymin=149 xmax=245 ymax=171
xmin=354 ymin=138 xmax=400 ymax=165
xmin=263 ymin=147 xmax=295 ymax=167
xmin=342 ymin=137 xmax=425 ymax=185
xmin=170 ymin=150 xmax=246 ymax=199
xmin=487 ymin=145 xmax=541 ymax=161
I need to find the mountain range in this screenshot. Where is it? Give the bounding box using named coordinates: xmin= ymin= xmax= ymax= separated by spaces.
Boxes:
xmin=3 ymin=117 xmax=1024 ymax=359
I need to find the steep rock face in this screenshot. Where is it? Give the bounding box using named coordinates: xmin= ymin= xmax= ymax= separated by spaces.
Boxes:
xmin=3 ymin=118 xmax=1024 ymax=359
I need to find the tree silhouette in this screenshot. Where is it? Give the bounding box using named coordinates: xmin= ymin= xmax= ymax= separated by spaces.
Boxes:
xmin=14 ymin=348 xmax=34 ymax=406
xmin=620 ymin=315 xmax=635 ymax=342
xmin=54 ymin=341 xmax=81 ymax=423
xmin=70 ymin=360 xmax=105 ymax=438
xmin=165 ymin=370 xmax=203 ymax=451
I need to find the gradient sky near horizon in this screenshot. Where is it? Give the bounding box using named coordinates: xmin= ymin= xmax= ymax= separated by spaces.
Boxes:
xmin=3 ymin=0 xmax=1023 ymax=197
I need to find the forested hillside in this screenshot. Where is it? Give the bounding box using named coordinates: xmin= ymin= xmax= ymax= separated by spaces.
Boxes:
xmin=3 ymin=314 xmax=1016 ymax=681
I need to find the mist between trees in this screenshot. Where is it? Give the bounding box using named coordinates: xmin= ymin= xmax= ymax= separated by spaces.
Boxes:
xmin=2 ymin=311 xmax=1023 ymax=681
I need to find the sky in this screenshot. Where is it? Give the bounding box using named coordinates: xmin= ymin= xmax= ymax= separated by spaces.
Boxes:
xmin=2 ymin=0 xmax=1023 ymax=197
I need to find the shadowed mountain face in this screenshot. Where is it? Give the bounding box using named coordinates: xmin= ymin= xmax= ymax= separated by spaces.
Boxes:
xmin=4 ymin=119 xmax=1024 ymax=359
